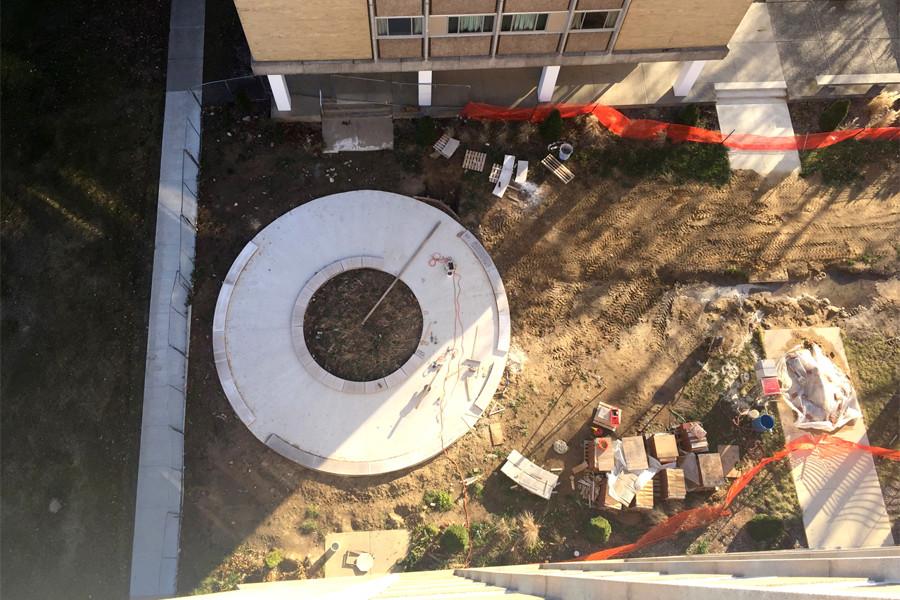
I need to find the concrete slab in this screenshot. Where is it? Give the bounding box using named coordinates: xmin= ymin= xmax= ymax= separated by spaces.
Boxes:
xmin=322 ymin=115 xmax=394 ymax=153
xmin=762 ymin=327 xmax=894 ymax=550
xmin=323 ymin=530 xmax=410 ymax=578
xmin=214 ymin=191 xmax=509 ymax=475
xmin=715 ymin=94 xmax=801 ymax=176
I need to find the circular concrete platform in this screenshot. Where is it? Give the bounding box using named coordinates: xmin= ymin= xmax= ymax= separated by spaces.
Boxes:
xmin=213 ymin=191 xmax=510 ymax=475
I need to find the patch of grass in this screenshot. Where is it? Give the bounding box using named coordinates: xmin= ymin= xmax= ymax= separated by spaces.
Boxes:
xmin=674 ymin=104 xmax=700 ymax=126
xmin=746 ymin=514 xmax=785 ymax=547
xmin=800 ymin=140 xmax=900 ymax=183
xmin=573 ymin=138 xmax=730 ymax=185
xmin=586 ymin=516 xmax=612 ymax=544
xmin=440 ymin=524 xmax=470 ymax=554
xmin=299 ymin=520 xmax=319 ymax=535
xmin=688 ymin=540 xmax=710 ymax=555
xmin=304 ymin=505 xmax=320 ymax=519
xmin=401 ymin=524 xmax=440 ymax=569
xmin=194 ymin=571 xmax=242 ymax=595
xmin=414 ymin=116 xmax=439 ymax=146
xmin=469 ymin=481 xmax=485 ymax=500
xmin=423 ymin=489 xmax=454 ymax=512
xmin=264 ymin=548 xmax=284 ymax=570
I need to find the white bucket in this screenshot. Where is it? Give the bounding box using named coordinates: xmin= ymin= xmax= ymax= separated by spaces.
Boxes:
xmin=558 ymin=143 xmax=574 ymax=161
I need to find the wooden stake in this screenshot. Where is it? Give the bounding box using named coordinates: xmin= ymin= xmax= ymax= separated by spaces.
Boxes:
xmin=360 ymin=221 xmax=441 ymax=327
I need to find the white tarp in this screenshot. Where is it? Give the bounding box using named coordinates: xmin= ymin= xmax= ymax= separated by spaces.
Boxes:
xmin=776 ymin=343 xmax=861 ymax=432
xmin=606 ymin=439 xmax=672 ymax=506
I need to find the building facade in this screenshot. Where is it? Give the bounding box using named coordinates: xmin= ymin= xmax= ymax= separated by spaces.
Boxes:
xmin=234 ymin=0 xmax=754 ymax=113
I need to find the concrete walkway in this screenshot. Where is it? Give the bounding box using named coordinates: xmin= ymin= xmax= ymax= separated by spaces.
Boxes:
xmin=129 ymin=0 xmax=204 ymax=596
xmin=763 ymin=327 xmax=894 ymax=550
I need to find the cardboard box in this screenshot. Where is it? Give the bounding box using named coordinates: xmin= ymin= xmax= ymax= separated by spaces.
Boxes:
xmin=698 ymin=452 xmax=726 ymax=489
xmin=621 ymin=436 xmax=649 ymax=471
xmin=648 ymin=433 xmax=679 ymax=464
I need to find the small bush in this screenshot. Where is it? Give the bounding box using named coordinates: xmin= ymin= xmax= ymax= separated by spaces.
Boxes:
xmin=299 ymin=519 xmax=318 ymax=535
xmin=819 ymin=99 xmax=850 ymax=132
xmin=539 ymin=109 xmax=563 ymax=143
xmin=586 ymin=516 xmax=612 ymax=544
xmin=415 ymin=116 xmax=439 ymax=146
xmin=746 ymin=514 xmax=784 ymax=544
xmin=675 ymin=104 xmax=700 ymax=126
xmin=440 ymin=524 xmax=470 ymax=554
xmin=469 ymin=481 xmax=484 ymax=500
xmin=423 ymin=489 xmax=454 ymax=511
xmin=264 ymin=548 xmax=284 ymax=569
xmin=304 ymin=505 xmax=320 ymax=519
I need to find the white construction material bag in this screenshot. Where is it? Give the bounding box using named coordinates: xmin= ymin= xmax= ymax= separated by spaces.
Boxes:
xmin=776 ymin=343 xmax=861 ymax=431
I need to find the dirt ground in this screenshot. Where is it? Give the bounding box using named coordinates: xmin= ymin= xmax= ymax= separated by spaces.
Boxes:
xmin=179 ymin=105 xmax=899 ymax=592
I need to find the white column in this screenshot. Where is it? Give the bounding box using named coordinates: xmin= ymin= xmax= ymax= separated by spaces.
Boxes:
xmin=673 ymin=60 xmax=708 ymax=97
xmin=537 ymin=65 xmax=560 ymax=103
xmin=418 ymin=70 xmax=432 ymax=107
xmin=267 ymin=74 xmax=292 ymax=112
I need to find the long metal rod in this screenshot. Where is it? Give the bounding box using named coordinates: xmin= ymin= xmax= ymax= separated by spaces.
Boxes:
xmin=360 ymin=221 xmax=441 ymax=327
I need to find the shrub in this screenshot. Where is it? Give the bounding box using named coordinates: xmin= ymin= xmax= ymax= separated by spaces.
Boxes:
xmin=539 ymin=109 xmax=563 ymax=143
xmin=586 ymin=516 xmax=612 ymax=544
xmin=415 ymin=116 xmax=438 ymax=146
xmin=469 ymin=481 xmax=484 ymax=500
xmin=423 ymin=489 xmax=454 ymax=511
xmin=264 ymin=548 xmax=284 ymax=569
xmin=518 ymin=511 xmax=541 ymax=551
xmin=299 ymin=519 xmax=318 ymax=535
xmin=440 ymin=524 xmax=470 ymax=554
xmin=674 ymin=104 xmax=700 ymax=126
xmin=818 ymin=99 xmax=850 ymax=131
xmin=304 ymin=505 xmax=320 ymax=519
xmin=746 ymin=514 xmax=784 ymax=544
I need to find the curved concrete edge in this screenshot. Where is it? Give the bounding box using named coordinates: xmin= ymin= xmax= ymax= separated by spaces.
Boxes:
xmin=289 ymin=255 xmax=414 ymax=394
xmin=212 ymin=240 xmax=259 ymax=426
xmin=457 ymin=230 xmax=511 ymax=355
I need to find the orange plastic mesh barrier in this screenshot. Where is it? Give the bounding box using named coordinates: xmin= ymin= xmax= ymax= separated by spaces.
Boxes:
xmin=579 ymin=434 xmax=900 ymax=562
xmin=459 ymin=102 xmax=900 ymax=151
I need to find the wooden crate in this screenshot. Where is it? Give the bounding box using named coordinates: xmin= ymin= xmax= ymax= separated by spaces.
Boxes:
xmin=631 ymin=482 xmax=654 ymax=510
xmin=718 ymin=444 xmax=741 ymax=478
xmin=621 ymin=436 xmax=649 ymax=472
xmin=601 ymin=478 xmax=624 ymax=510
xmin=677 ymin=453 xmax=702 ymax=490
xmin=584 ymin=437 xmax=615 ymax=472
xmin=648 ymin=433 xmax=679 ymax=464
xmin=657 ymin=468 xmax=687 ymax=500
xmin=698 ymin=452 xmax=726 ymax=489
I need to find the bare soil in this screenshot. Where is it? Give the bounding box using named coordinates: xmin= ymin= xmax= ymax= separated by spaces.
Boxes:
xmin=304 ymin=268 xmax=423 ymax=382
xmin=179 ymin=106 xmax=899 ymax=592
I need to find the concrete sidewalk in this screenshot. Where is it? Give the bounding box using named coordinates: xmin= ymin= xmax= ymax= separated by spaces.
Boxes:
xmin=129 ymin=0 xmax=204 ymax=596
xmin=762 ymin=327 xmax=894 ymax=550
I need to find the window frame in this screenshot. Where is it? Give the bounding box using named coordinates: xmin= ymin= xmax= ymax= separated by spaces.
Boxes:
xmin=569 ymin=10 xmax=621 ymax=32
xmin=446 ymin=14 xmax=496 ymax=35
xmin=375 ymin=16 xmax=424 ymax=38
xmin=500 ymin=12 xmax=550 ymax=33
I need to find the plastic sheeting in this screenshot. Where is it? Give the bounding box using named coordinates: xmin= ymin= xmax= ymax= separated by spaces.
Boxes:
xmin=606 ymin=439 xmax=672 ymax=506
xmin=776 ymin=344 xmax=861 ymax=432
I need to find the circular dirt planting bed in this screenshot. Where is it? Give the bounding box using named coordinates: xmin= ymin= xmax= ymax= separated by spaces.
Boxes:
xmin=303 ymin=268 xmax=423 ymax=382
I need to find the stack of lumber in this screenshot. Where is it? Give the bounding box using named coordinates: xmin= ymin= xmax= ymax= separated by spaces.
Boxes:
xmin=697 ymin=453 xmax=726 ymax=489
xmin=677 ymin=421 xmax=709 ymax=453
xmin=656 ymin=468 xmax=687 ymax=500
xmin=631 ymin=481 xmax=654 ymax=510
xmin=576 ymin=473 xmax=605 ymax=507
xmin=718 ymin=445 xmax=741 ymax=478
xmin=501 ymin=450 xmax=559 ymax=499
xmin=621 ymin=436 xmax=649 ymax=471
xmin=648 ymin=433 xmax=679 ymax=464
xmin=677 ymin=453 xmax=702 ymax=490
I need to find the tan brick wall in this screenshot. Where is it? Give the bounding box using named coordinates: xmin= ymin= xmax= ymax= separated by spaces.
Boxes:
xmin=614 ymin=0 xmax=751 ymax=51
xmin=431 ymin=0 xmax=496 ymax=14
xmin=576 ymin=0 xmax=624 ymax=9
xmin=430 ymin=35 xmax=493 ymax=56
xmin=503 ymin=0 xmax=569 ymax=11
xmin=497 ymin=33 xmax=560 ymax=54
xmin=564 ymin=30 xmax=611 ymax=52
xmin=234 ymin=0 xmax=372 ymax=61
xmin=375 ymin=0 xmax=423 ymax=16
xmin=378 ymin=38 xmax=424 ymax=58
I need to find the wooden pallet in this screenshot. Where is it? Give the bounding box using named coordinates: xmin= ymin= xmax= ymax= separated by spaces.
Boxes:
xmin=463 ymin=149 xmax=487 ymax=172
xmin=488 ymin=163 xmax=502 ymax=183
xmin=541 ymin=154 xmax=574 ymax=184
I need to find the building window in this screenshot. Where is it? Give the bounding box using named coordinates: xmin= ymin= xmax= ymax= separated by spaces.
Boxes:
xmin=571 ymin=10 xmax=618 ymax=30
xmin=501 ymin=13 xmax=548 ymax=32
xmin=448 ymin=15 xmax=495 ymax=34
xmin=376 ymin=17 xmax=423 ymax=36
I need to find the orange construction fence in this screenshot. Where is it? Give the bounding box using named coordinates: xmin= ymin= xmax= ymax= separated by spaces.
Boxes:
xmin=459 ymin=102 xmax=900 ymax=152
xmin=579 ymin=434 xmax=900 ymax=561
